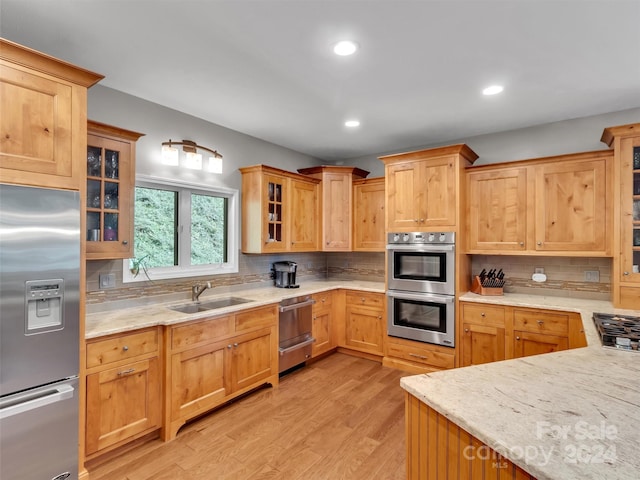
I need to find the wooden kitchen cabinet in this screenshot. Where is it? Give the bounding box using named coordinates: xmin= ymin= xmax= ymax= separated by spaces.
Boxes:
xmin=460 ymin=303 xmax=507 ymax=367
xmin=380 ymin=144 xmax=478 ymax=231
xmin=352 ymin=177 xmax=386 ymax=251
xmin=601 ymin=123 xmax=640 ymax=309
xmin=459 ymin=301 xmax=586 ymax=366
xmin=0 ymin=38 xmax=103 ymax=190
xmin=466 ymin=150 xmax=612 ymax=255
xmin=343 ymin=290 xmax=385 ymax=356
xmin=165 ymin=304 xmax=278 ymax=440
xmin=311 ymin=291 xmax=335 ymax=357
xmin=240 ymin=165 xmax=320 ymax=253
xmin=85 ymin=327 xmax=162 ymax=458
xmin=86 ymin=121 xmax=144 ymax=259
xmin=384 ymin=336 xmax=455 ymax=373
xmin=297 ymin=166 xmax=369 ymax=251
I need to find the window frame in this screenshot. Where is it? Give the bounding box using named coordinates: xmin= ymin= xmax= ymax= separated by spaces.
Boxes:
xmin=122 ymin=174 xmax=239 ymax=283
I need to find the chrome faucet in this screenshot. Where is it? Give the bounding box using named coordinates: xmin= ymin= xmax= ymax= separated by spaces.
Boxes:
xmin=191 ymin=281 xmax=212 ymax=302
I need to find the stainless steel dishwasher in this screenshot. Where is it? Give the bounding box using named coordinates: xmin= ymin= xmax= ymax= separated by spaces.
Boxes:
xmin=279 ymin=295 xmax=315 ymax=373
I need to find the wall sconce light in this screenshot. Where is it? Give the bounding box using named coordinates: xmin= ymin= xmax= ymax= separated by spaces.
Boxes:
xmin=161 ymin=139 xmax=223 ymax=173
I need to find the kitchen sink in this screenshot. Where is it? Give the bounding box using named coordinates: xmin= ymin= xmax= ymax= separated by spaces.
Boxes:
xmin=168 ymin=297 xmax=253 ymax=314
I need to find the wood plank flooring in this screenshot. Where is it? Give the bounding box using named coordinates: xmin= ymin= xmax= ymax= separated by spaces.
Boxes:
xmin=86 ymin=353 xmax=408 ymax=480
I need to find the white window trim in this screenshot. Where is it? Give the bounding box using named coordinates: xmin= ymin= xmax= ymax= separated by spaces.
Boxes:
xmin=122 ymin=174 xmax=239 ymax=283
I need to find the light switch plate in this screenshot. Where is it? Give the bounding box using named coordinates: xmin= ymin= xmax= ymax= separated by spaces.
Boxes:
xmin=99 ymin=273 xmax=116 ymax=289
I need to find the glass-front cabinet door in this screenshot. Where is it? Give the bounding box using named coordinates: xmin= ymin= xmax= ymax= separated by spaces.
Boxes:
xmin=86 ymin=121 xmax=144 ymax=260
xmin=623 ymin=139 xmax=640 ymax=280
xmin=262 ymin=174 xmax=288 ymax=253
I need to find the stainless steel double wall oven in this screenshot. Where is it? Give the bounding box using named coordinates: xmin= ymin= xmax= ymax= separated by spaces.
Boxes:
xmin=386 ymin=232 xmax=456 ymax=347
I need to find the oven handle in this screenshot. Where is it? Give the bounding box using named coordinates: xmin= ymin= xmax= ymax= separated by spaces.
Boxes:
xmin=386 ymin=290 xmax=455 ymax=304
xmin=279 ymin=298 xmax=315 ymax=312
xmin=278 ymin=337 xmax=316 ymax=355
xmin=386 ymin=244 xmax=454 ymax=252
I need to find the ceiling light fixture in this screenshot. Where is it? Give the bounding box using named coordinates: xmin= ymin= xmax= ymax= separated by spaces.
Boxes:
xmin=333 ymin=40 xmax=358 ymax=56
xmin=345 ymin=120 xmax=360 ymax=127
xmin=483 ymin=85 xmax=504 ymax=96
xmin=161 ymin=139 xmax=223 ymax=173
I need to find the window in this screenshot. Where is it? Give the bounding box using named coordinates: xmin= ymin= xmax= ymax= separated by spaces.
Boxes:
xmin=123 ymin=175 xmax=238 ymax=282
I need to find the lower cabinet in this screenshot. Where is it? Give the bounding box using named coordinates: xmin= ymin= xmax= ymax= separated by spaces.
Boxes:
xmin=459 ymin=301 xmax=587 ymax=367
xmin=311 ymin=291 xmax=335 ymax=357
xmin=342 ymin=290 xmax=385 ymax=356
xmin=165 ymin=305 xmax=278 ymax=440
xmin=384 ymin=336 xmax=455 ymax=373
xmin=85 ymin=327 xmax=162 ymax=458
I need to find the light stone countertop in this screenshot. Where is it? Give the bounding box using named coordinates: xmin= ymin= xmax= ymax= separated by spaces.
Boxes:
xmin=85 ymin=279 xmax=385 ymax=339
xmin=401 ymin=292 xmax=640 ymax=480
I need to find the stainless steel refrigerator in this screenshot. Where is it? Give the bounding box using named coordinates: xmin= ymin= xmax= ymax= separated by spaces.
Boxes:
xmin=0 ymin=183 xmax=80 ymax=480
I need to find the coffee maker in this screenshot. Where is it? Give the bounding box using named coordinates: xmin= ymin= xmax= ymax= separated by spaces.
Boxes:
xmin=272 ymin=261 xmax=299 ymax=288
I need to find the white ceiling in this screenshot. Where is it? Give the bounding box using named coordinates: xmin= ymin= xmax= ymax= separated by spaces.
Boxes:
xmin=2 ymin=0 xmax=639 ymax=161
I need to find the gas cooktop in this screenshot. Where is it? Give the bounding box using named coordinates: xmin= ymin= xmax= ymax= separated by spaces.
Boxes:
xmin=592 ymin=312 xmax=640 ymax=352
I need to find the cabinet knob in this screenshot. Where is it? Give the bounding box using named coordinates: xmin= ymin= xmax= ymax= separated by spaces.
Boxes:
xmin=414 ymin=219 xmax=419 ymax=223
xmin=480 ymin=312 xmax=485 ymax=317
xmin=122 ymin=240 xmax=128 ymax=245
xmin=537 ymin=320 xmax=544 ymax=325
xmin=233 ymin=343 xmax=239 ymax=348
xmin=419 ymin=218 xmax=424 ymax=223
xmin=516 ymin=336 xmax=521 ymax=341
xmin=227 ymin=344 xmax=232 ymax=349
xmin=122 ymin=345 xmax=129 ymax=351
xmin=361 ymin=297 xmax=365 ymax=303
xmin=623 ymin=271 xmax=629 ymax=275
xmin=377 ymin=315 xmax=382 ymax=320
xmin=537 ymin=242 xmax=542 ymax=246
xmin=464 ymin=328 xmax=469 ymax=333
xmin=519 ymin=242 xmax=524 ymax=246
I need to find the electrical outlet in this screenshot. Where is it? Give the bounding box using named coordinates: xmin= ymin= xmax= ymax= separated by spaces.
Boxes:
xmin=584 ymin=270 xmax=600 ymax=283
xmin=99 ymin=273 xmax=116 ymax=289
xmin=534 ymin=267 xmax=544 ymax=274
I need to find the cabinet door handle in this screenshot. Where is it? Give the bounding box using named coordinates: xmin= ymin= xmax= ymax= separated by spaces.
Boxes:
xmin=623 ymin=272 xmax=629 ymax=275
xmin=480 ymin=312 xmax=485 ymax=317
xmin=122 ymin=345 xmax=129 ymax=351
xmin=419 ymin=218 xmax=424 ymax=223
xmin=122 ymin=240 xmax=128 ymax=245
xmin=464 ymin=328 xmax=469 ymax=333
xmin=409 ymin=353 xmax=427 ymax=360
xmin=537 ymin=320 xmax=544 ymax=325
xmin=516 ymin=336 xmax=521 ymax=341
xmin=227 ymin=344 xmax=232 ymax=349
xmin=233 ymin=343 xmax=239 ymax=348
xmin=117 ymin=368 xmax=135 ymax=376
xmin=537 ymin=242 xmax=542 ymax=246
xmin=377 ymin=315 xmax=382 ymax=320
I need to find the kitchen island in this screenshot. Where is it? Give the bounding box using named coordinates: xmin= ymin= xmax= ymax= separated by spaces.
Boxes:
xmin=401 ymin=293 xmax=640 ymax=480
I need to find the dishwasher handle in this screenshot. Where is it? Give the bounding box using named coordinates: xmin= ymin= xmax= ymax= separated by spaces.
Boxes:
xmin=0 ymin=384 xmax=75 ymax=420
xmin=278 ymin=337 xmax=316 ymax=355
xmin=279 ymin=298 xmax=315 ymax=313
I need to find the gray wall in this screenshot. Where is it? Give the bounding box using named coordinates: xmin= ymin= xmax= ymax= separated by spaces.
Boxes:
xmin=88 ymin=85 xmax=323 ymax=192
xmin=344 ymin=107 xmax=640 ymax=177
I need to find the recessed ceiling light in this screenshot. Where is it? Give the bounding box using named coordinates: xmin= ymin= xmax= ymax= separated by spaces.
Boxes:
xmin=483 ymin=85 xmax=504 ymax=96
xmin=345 ymin=120 xmax=360 ymax=127
xmin=333 ymin=41 xmax=359 ymax=56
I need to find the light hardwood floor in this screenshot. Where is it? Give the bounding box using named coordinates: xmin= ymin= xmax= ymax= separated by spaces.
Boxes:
xmin=87 ymin=353 xmax=408 ymax=480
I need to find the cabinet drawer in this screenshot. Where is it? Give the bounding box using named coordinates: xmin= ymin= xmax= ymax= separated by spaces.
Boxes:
xmin=87 ymin=328 xmax=159 ymax=369
xmin=345 ymin=291 xmax=384 ymax=308
xmin=235 ymin=305 xmax=278 ymax=332
xmin=171 ymin=316 xmax=233 ymax=350
xmin=312 ymin=292 xmax=333 ymax=310
xmin=461 ymin=303 xmax=506 ymax=327
xmin=513 ymin=309 xmax=569 ymax=335
xmin=387 ymin=339 xmax=455 ymax=369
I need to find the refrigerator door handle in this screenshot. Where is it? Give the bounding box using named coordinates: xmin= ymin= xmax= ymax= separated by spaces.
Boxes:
xmin=0 ymin=384 xmax=75 ymax=419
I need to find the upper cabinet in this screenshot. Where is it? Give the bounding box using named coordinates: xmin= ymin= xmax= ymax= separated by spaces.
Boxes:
xmin=86 ymin=121 xmax=144 ymax=260
xmin=352 ymin=177 xmax=385 ymax=251
xmin=466 ymin=150 xmax=613 ymax=256
xmin=602 ymin=123 xmax=640 ymax=309
xmin=297 ymin=166 xmax=369 ymax=251
xmin=240 ymin=165 xmax=320 ymax=253
xmin=380 ymin=145 xmax=478 ymax=231
xmin=0 ymin=38 xmax=103 ymax=190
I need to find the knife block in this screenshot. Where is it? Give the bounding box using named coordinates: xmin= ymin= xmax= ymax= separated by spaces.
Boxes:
xmin=470 ymin=276 xmax=504 ymax=296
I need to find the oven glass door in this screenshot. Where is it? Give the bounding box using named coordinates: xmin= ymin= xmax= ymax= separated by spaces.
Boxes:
xmin=387 ymin=291 xmax=455 ymax=347
xmin=387 ymin=244 xmax=454 ymax=295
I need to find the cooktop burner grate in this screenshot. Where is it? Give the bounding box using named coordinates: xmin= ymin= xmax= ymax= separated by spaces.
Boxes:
xmin=593 ymin=312 xmax=640 ymax=351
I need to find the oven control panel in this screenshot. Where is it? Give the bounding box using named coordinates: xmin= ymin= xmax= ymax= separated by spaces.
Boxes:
xmin=387 ymin=231 xmax=455 ymax=244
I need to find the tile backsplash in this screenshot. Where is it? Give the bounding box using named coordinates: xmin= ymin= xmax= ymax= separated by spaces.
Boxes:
xmin=87 ymin=251 xmax=611 ymax=306
xmin=470 ymin=255 xmax=611 ymax=300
